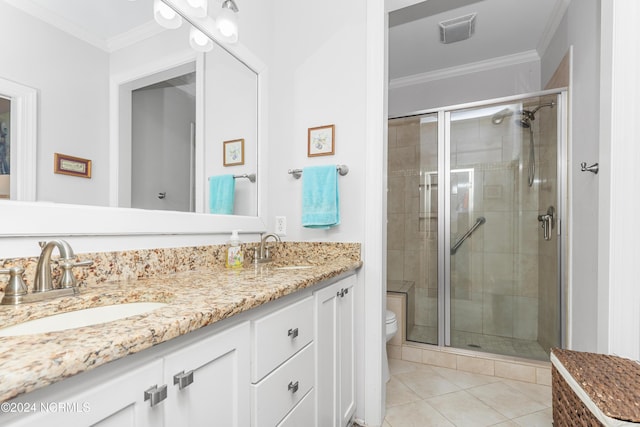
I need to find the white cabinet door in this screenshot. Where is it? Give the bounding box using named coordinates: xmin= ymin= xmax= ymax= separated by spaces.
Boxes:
xmin=163 ymin=322 xmax=250 ymax=427
xmin=314 ymin=274 xmax=356 ymax=427
xmin=315 ymin=281 xmax=339 ymax=427
xmin=3 ymin=360 xmax=165 ymax=427
xmin=338 ymin=276 xmax=355 ymax=427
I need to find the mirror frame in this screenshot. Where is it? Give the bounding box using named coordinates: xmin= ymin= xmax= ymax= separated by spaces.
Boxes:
xmin=0 ymin=0 xmax=268 ymax=237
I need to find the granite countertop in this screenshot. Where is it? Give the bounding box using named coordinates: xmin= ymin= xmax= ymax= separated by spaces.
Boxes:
xmin=0 ymin=255 xmax=362 ymax=403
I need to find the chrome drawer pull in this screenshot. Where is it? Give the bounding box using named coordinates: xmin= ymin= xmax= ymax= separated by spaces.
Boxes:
xmin=173 ymin=370 xmax=194 ymax=390
xmin=288 ymin=381 xmax=299 ymax=393
xmin=144 ymin=384 xmax=167 ymax=407
xmin=288 ymin=328 xmax=299 ymax=339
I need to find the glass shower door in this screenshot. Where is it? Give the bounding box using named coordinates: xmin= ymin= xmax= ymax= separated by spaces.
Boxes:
xmin=447 ymin=95 xmax=560 ymax=360
xmin=387 ymin=113 xmax=439 ymax=345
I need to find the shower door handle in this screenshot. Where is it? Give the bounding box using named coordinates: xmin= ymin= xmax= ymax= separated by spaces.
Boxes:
xmin=538 ymin=206 xmax=555 ymax=241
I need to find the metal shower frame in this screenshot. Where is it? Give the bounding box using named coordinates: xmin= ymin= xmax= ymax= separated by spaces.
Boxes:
xmin=389 ymin=88 xmax=569 ymax=355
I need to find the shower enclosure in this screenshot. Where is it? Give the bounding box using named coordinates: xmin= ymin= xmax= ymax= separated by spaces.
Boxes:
xmin=387 ymin=91 xmax=566 ymax=361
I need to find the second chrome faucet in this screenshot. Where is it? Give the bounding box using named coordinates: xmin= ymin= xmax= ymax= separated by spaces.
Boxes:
xmin=254 ymin=233 xmax=281 ymax=264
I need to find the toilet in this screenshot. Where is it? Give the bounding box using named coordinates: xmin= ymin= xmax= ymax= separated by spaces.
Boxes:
xmin=383 ymin=309 xmax=398 ymax=383
xmin=385 ymin=309 xmax=398 ymax=342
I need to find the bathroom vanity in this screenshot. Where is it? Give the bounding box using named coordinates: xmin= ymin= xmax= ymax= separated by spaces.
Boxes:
xmin=0 ymin=242 xmax=361 ymax=427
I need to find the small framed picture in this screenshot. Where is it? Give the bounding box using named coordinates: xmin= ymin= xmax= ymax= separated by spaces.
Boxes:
xmin=223 ymin=139 xmax=245 ymax=166
xmin=308 ymin=124 xmax=335 ymax=157
xmin=54 ymin=153 xmax=92 ymax=178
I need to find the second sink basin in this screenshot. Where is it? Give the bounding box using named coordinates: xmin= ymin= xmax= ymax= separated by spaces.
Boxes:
xmin=0 ymin=302 xmax=167 ymax=337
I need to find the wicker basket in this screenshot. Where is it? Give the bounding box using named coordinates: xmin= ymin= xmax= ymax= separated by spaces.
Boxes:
xmin=551 ymin=348 xmax=640 ymax=426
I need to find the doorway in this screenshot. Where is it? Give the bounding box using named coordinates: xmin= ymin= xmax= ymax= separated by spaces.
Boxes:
xmin=387 ymin=90 xmax=566 ymax=361
xmin=131 ymin=72 xmax=196 ymax=212
xmin=0 ymin=96 xmax=10 ymax=198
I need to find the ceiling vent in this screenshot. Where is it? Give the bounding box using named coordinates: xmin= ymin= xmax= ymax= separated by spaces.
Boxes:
xmin=439 ymin=13 xmax=476 ymax=44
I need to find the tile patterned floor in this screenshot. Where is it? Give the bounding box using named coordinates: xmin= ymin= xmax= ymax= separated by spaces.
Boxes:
xmin=384 ymin=359 xmax=553 ymax=426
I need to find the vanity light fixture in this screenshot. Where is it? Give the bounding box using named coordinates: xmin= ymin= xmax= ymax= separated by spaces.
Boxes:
xmin=153 ymin=0 xmax=183 ymax=29
xmin=217 ymin=0 xmax=240 ymax=43
xmin=154 ymin=0 xmax=240 ymax=46
xmin=184 ymin=0 xmax=208 ymax=18
xmin=189 ymin=26 xmax=214 ymax=52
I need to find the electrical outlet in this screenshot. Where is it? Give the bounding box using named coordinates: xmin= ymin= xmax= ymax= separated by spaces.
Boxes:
xmin=275 ymin=216 xmax=287 ymax=236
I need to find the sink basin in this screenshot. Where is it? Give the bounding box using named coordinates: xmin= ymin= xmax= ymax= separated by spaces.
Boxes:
xmin=0 ymin=302 xmax=167 ymax=336
xmin=274 ymin=265 xmax=314 ymax=270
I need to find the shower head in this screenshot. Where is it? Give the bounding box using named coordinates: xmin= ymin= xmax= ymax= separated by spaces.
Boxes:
xmin=529 ymin=101 xmax=556 ymax=115
xmin=516 ymin=101 xmax=556 ymax=128
xmin=491 ymin=108 xmax=513 ymax=125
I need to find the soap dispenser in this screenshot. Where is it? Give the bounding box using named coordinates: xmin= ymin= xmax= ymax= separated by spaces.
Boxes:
xmin=226 ymin=230 xmax=244 ymax=269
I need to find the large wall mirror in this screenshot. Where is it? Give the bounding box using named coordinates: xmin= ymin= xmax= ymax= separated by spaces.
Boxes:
xmin=0 ymin=0 xmax=266 ymax=236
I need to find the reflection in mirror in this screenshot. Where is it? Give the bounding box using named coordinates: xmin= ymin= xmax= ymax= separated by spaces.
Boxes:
xmin=0 ymin=97 xmax=9 ymax=199
xmin=0 ymin=0 xmax=259 ymax=216
xmin=132 ymin=71 xmax=196 ymax=212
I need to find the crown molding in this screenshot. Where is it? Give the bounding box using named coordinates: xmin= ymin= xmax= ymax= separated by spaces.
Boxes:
xmin=389 ymin=50 xmax=540 ymax=89
xmin=107 ymin=21 xmax=165 ymax=53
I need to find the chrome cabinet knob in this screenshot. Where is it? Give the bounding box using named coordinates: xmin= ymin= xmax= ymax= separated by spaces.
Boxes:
xmin=287 ymin=328 xmax=299 ymax=339
xmin=288 ymin=381 xmax=299 ymax=393
xmin=173 ymin=370 xmax=194 ymax=390
xmin=144 ymin=384 xmax=167 ymax=407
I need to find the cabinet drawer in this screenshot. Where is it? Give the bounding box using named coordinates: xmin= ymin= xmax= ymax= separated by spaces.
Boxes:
xmin=252 ymin=296 xmax=313 ymax=381
xmin=251 ymin=343 xmax=315 ymax=427
xmin=277 ymin=388 xmax=315 ymax=427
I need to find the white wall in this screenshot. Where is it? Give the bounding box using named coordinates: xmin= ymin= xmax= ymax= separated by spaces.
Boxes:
xmin=267 ymin=1 xmax=368 ymax=243
xmin=598 ymin=0 xmax=640 ymax=360
xmin=0 ymin=2 xmax=109 ymax=206
xmin=541 ymin=0 xmax=601 ymax=352
xmin=267 ymin=1 xmax=386 ymax=424
xmin=388 ymin=58 xmax=541 ymax=116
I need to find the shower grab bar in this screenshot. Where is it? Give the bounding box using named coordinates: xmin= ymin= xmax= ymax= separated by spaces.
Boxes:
xmin=451 ymin=217 xmax=486 ymax=255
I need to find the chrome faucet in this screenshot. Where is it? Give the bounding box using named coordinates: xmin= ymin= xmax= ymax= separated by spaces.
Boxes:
xmin=0 ymin=239 xmax=93 ymax=305
xmin=255 ymin=233 xmax=281 ymax=263
xmin=34 ymin=240 xmax=75 ymax=292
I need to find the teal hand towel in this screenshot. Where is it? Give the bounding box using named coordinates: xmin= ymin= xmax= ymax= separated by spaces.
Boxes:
xmin=302 ymin=165 xmax=340 ymax=229
xmin=209 ymin=175 xmax=235 ymax=214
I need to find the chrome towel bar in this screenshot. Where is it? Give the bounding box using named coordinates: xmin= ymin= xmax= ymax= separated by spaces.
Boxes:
xmin=233 ymin=173 xmax=256 ymax=182
xmin=288 ymin=165 xmax=349 ymax=179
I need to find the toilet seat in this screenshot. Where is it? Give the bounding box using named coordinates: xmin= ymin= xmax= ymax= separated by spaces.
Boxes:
xmin=385 ymin=310 xmax=397 ymax=324
xmin=385 ymin=310 xmax=398 ymax=342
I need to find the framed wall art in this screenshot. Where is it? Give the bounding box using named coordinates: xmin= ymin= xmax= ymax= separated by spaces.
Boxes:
xmin=308 ymin=124 xmax=335 ymax=157
xmin=54 ymin=153 xmax=92 ymax=178
xmin=223 ymin=139 xmax=245 ymax=166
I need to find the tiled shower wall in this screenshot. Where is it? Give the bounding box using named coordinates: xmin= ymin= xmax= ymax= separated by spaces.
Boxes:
xmin=387 ymin=117 xmax=439 ymax=343
xmin=449 ymin=113 xmax=540 ymax=343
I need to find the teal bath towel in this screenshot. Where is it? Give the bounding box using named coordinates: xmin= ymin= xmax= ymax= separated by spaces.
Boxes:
xmin=209 ymin=175 xmax=235 ymax=214
xmin=302 ymin=165 xmax=340 ymax=229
